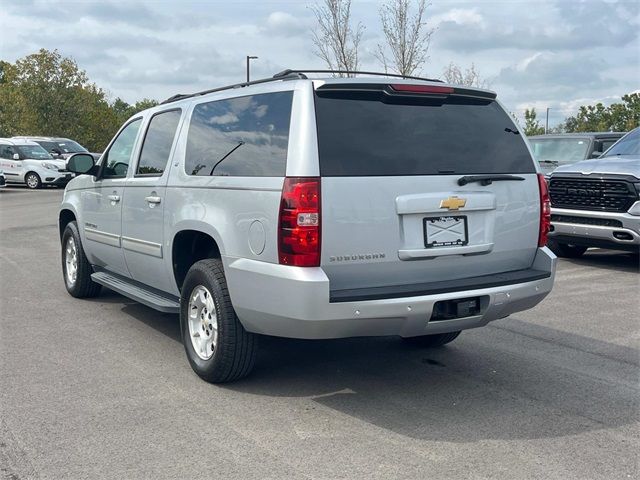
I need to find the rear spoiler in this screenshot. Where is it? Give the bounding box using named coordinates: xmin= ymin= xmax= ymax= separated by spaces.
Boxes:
xmin=316 ymin=83 xmax=497 ymax=100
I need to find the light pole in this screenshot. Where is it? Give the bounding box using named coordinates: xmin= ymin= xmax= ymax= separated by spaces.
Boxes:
xmin=246 ymin=56 xmax=258 ymax=82
xmin=545 ymin=107 xmax=550 ymax=134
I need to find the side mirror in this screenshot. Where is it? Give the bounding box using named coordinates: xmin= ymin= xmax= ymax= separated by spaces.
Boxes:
xmin=12 ymin=153 xmax=19 ymax=160
xmin=67 ymin=153 xmax=96 ymax=175
xmin=591 ymin=151 xmax=603 ymax=158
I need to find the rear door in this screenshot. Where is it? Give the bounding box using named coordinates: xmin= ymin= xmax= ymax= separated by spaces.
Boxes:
xmin=121 ymin=108 xmax=183 ymax=293
xmin=314 ymin=84 xmax=540 ymax=291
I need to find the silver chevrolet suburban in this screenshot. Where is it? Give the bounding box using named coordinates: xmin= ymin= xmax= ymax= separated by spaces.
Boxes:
xmin=59 ymin=70 xmax=556 ymax=383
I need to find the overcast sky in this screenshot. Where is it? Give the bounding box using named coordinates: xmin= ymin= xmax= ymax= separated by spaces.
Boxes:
xmin=1 ymin=0 xmax=638 ymax=126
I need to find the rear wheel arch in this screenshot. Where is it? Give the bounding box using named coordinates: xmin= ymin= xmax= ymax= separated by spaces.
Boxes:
xmin=172 ymin=230 xmax=222 ymax=292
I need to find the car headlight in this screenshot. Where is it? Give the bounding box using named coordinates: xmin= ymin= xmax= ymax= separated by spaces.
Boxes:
xmin=42 ymin=162 xmax=59 ymax=170
xmin=629 ymin=183 xmax=640 ymax=216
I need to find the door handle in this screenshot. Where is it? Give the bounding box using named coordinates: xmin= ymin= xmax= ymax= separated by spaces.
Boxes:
xmin=145 ymin=195 xmax=161 ymax=205
xmin=108 ymin=194 xmax=120 ymax=203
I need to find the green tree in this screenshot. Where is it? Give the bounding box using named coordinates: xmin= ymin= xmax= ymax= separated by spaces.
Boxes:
xmin=0 ymin=49 xmax=159 ymax=152
xmin=0 ymin=49 xmax=119 ymax=151
xmin=563 ymin=93 xmax=640 ymax=133
xmin=111 ymin=97 xmax=159 ymax=125
xmin=523 ymin=108 xmax=545 ymax=136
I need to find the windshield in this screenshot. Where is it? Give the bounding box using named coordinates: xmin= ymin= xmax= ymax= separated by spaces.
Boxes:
xmin=529 ymin=138 xmax=591 ymax=165
xmin=602 ymin=129 xmax=640 ymax=157
xmin=16 ymin=145 xmax=53 ymax=160
xmin=37 ymin=140 xmax=87 ymax=154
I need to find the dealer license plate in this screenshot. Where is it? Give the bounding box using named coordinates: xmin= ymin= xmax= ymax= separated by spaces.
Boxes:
xmin=424 ymin=216 xmax=468 ymax=248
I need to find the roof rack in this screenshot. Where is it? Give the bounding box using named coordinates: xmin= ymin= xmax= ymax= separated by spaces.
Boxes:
xmin=160 ymin=70 xmax=306 ymax=104
xmin=161 ymin=68 xmax=442 ymax=105
xmin=273 ymin=69 xmax=442 ymax=83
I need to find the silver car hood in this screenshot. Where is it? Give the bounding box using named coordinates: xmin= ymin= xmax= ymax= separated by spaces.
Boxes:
xmin=552 ymin=156 xmax=640 ymax=180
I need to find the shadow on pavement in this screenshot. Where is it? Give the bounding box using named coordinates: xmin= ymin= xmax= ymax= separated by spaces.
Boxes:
xmin=121 ymin=300 xmax=182 ymax=343
xmin=115 ymin=289 xmax=639 ymax=443
xmin=235 ymin=327 xmax=637 ymax=443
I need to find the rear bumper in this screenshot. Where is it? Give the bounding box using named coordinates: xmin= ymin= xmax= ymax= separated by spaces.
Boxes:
xmin=549 ymin=207 xmax=640 ymax=249
xmin=224 ymin=247 xmax=556 ymax=339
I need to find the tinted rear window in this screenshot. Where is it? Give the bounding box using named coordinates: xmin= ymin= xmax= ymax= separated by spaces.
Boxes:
xmin=315 ymin=90 xmax=535 ymax=176
xmin=185 ymin=91 xmax=293 ymax=177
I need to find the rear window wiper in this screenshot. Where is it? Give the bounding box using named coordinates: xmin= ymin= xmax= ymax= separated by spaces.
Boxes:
xmin=457 ymin=174 xmax=526 ymax=186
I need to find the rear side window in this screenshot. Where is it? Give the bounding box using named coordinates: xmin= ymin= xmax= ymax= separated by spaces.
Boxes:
xmin=137 ymin=109 xmax=182 ymax=176
xmin=315 ymin=90 xmax=535 ymax=176
xmin=185 ymin=91 xmax=293 ymax=177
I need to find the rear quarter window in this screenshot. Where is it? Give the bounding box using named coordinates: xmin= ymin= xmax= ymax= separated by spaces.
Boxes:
xmin=314 ymin=89 xmax=535 ymax=176
xmin=185 ymin=91 xmax=293 ymax=177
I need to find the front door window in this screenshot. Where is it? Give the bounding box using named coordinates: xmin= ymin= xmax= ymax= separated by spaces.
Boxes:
xmin=102 ymin=119 xmax=143 ymax=178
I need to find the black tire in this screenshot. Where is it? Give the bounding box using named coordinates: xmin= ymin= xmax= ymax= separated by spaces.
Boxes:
xmin=180 ymin=258 xmax=257 ymax=383
xmin=61 ymin=221 xmax=101 ymax=298
xmin=25 ymin=172 xmax=42 ymax=189
xmin=402 ymin=331 xmax=461 ymax=347
xmin=548 ymin=240 xmax=588 ymax=258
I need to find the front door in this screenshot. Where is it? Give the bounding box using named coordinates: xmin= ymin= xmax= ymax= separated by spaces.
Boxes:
xmin=121 ymin=109 xmax=183 ymax=293
xmin=81 ymin=118 xmax=143 ymax=277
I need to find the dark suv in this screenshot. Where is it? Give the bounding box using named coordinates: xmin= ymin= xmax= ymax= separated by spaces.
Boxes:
xmin=529 ymin=132 xmax=625 ymax=175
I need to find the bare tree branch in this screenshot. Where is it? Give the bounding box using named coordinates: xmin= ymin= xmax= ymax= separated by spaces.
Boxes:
xmin=376 ymin=0 xmax=433 ymax=76
xmin=441 ymin=62 xmax=490 ymax=88
xmin=311 ymin=0 xmax=364 ymax=77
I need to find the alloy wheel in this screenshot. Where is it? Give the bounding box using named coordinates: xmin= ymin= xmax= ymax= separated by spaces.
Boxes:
xmin=187 ymin=285 xmax=219 ymax=360
xmin=64 ymin=236 xmax=78 ymax=286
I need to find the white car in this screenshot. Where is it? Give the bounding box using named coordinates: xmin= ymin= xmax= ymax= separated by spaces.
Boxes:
xmin=0 ymin=138 xmax=73 ymax=189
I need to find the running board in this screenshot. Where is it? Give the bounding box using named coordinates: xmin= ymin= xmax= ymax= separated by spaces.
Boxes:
xmin=91 ymin=271 xmax=180 ymax=313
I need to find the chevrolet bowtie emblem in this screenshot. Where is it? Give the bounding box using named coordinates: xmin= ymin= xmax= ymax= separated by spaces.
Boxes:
xmin=440 ymin=196 xmax=466 ymax=210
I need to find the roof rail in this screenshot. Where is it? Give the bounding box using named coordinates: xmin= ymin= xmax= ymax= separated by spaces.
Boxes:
xmin=273 ymin=69 xmax=442 ymax=83
xmin=160 ymin=68 xmax=443 ymax=105
xmin=160 ymin=70 xmax=307 ymax=105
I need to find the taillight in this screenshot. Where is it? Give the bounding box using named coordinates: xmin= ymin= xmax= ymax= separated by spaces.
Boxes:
xmin=537 ymin=173 xmax=551 ymax=247
xmin=278 ymin=177 xmax=321 ymax=267
xmin=389 ymin=84 xmax=454 ymax=94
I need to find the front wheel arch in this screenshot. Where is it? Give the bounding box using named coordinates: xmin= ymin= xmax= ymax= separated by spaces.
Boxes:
xmin=59 ymin=209 xmax=77 ymax=240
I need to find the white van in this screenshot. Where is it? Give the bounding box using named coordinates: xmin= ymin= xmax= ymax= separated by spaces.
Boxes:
xmin=0 ymin=138 xmax=72 ymax=188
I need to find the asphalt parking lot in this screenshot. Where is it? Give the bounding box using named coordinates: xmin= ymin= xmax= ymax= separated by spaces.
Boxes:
xmin=1 ymin=187 xmax=638 ymax=480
